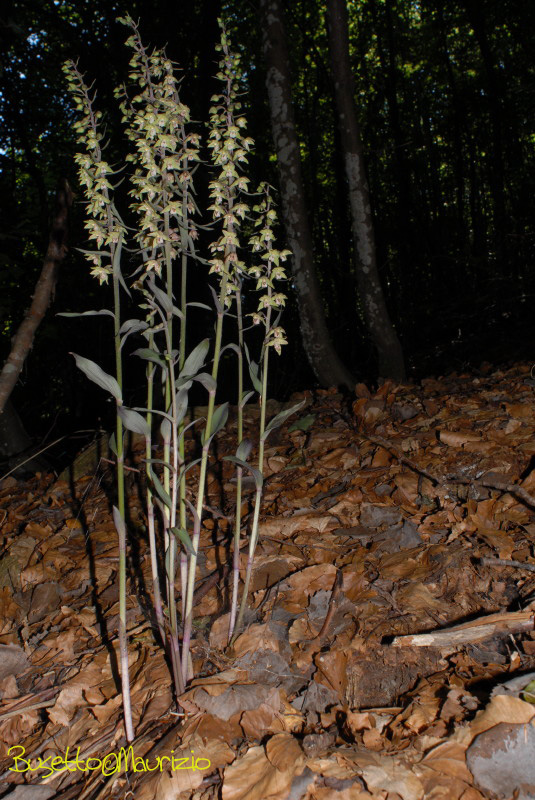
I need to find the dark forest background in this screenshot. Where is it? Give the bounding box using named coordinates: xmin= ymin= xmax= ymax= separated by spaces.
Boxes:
xmin=1 ymin=0 xmax=534 ymax=470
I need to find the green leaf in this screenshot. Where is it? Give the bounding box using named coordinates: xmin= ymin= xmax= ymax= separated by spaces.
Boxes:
xmin=209 ymin=402 xmax=229 ymax=438
xmin=240 ymin=390 xmax=255 ymax=408
xmin=175 ymin=387 xmax=190 ymax=425
xmin=288 ymin=413 xmax=315 ymax=433
xmin=262 ymin=400 xmax=306 ymax=440
xmin=195 ymin=372 xmax=217 ymax=394
xmin=133 ymin=347 xmax=167 ymax=368
xmin=181 ymin=339 xmax=210 ymax=378
xmin=187 ymin=302 xmax=211 ymax=311
xmin=177 ymin=457 xmax=201 ymax=479
xmin=109 ymin=432 xmax=117 ymax=457
xmin=160 ymin=417 xmax=171 ymax=443
xmin=224 ymin=455 xmax=263 ymax=491
xmin=248 ymin=359 xmax=262 ymax=394
xmin=177 ymin=419 xmax=199 ymax=445
xmin=71 ymin=353 xmax=122 ymax=401
xmin=236 ymin=438 xmax=253 ymax=461
xmin=149 ymin=469 xmax=173 ymax=509
xmin=145 ymin=457 xmax=173 ymax=469
xmin=112 ymin=229 xmax=131 ymax=298
xmin=220 ymin=343 xmax=241 ymax=357
xmin=147 ymin=277 xmax=173 ymax=314
xmin=171 ymin=526 xmax=196 ymax=557
xmin=120 ymin=319 xmax=148 ymax=336
xmin=208 ymin=284 xmax=223 ymax=313
xmin=118 ymin=406 xmax=150 ymax=436
xmin=202 ymin=402 xmax=229 ymax=445
xmin=175 ymin=374 xmax=193 ymax=390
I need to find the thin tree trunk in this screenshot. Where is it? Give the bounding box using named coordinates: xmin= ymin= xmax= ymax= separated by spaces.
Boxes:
xmin=368 ymin=0 xmax=413 ymax=271
xmin=258 ymin=0 xmax=355 ymax=390
xmin=463 ymin=0 xmax=507 ymax=271
xmin=0 ymin=178 xmax=73 ymax=415
xmin=326 ymin=0 xmax=406 ymax=380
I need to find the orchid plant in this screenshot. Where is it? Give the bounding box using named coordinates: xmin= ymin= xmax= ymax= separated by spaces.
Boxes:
xmin=63 ymin=16 xmax=298 ymax=742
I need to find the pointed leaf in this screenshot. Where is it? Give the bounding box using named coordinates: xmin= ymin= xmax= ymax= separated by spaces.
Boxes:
xmin=133 ymin=347 xmax=167 ymax=368
xmin=209 ymin=402 xmax=229 ymax=438
xmin=288 ymin=413 xmax=316 ymax=433
xmin=145 ymin=457 xmax=174 ymax=468
xmin=149 ymin=469 xmax=173 ymax=509
xmin=195 ymin=372 xmax=216 ymax=394
xmin=112 ymin=231 xmax=131 ymax=298
xmin=132 ymin=406 xmax=172 ymax=422
xmin=175 ymin=387 xmax=189 ymax=425
xmin=224 ymin=455 xmax=263 ymax=491
xmin=180 ymin=339 xmax=210 ymax=378
xmin=208 ymin=284 xmax=223 ymax=313
xmin=71 ymin=353 xmax=122 ymax=401
xmin=120 ymin=319 xmax=148 ymax=336
xmin=171 ymin=526 xmax=196 ymax=557
xmin=160 ymin=417 xmax=171 ymax=444
xmin=263 ymin=400 xmax=306 ymax=440
xmin=240 ymin=390 xmax=255 ymax=408
xmin=177 ymin=418 xmax=199 ymax=444
xmin=147 ymin=277 xmax=173 ymax=314
xmin=118 ymin=406 xmax=150 ymax=436
xmin=236 ymin=438 xmax=253 ymax=462
xmin=165 ymin=546 xmax=178 ymax=582
xmin=248 ymin=359 xmax=262 ymax=394
xmin=220 ymin=343 xmax=241 ymax=357
xmin=177 ymin=457 xmax=201 ymax=479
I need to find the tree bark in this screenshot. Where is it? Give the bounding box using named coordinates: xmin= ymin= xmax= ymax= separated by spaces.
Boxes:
xmin=326 ymin=0 xmax=406 ymax=380
xmin=258 ymin=0 xmax=355 ymax=390
xmin=0 ymin=178 xmax=73 ymax=415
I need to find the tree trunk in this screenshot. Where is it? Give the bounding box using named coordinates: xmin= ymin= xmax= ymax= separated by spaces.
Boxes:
xmin=0 ymin=178 xmax=72 ymax=476
xmin=258 ymin=0 xmax=355 ymax=390
xmin=368 ymin=0 xmax=413 ymax=276
xmin=462 ymin=0 xmax=507 ymax=272
xmin=0 ymin=178 xmax=73 ymax=415
xmin=326 ymin=0 xmax=406 ymax=380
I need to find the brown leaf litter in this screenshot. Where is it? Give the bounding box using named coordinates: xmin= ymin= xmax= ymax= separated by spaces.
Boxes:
xmin=1 ymin=362 xmax=535 ymax=799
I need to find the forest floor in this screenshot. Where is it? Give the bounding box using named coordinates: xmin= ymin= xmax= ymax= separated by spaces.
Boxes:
xmin=1 ymin=362 xmax=535 ymax=800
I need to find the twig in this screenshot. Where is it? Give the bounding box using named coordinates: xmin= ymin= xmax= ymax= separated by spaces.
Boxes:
xmin=0 ymin=699 xmax=56 ymax=721
xmin=343 ymin=403 xmax=535 ymax=510
xmin=449 ymin=475 xmax=535 ymax=509
xmin=359 ymin=431 xmax=439 ymax=483
xmin=337 ymin=404 xmax=438 ymax=484
xmin=480 ymin=556 xmax=535 ymax=573
xmin=393 ymin=610 xmax=535 ymax=647
xmin=310 ymin=569 xmax=343 ymax=644
xmin=0 ymin=435 xmax=66 ymax=482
